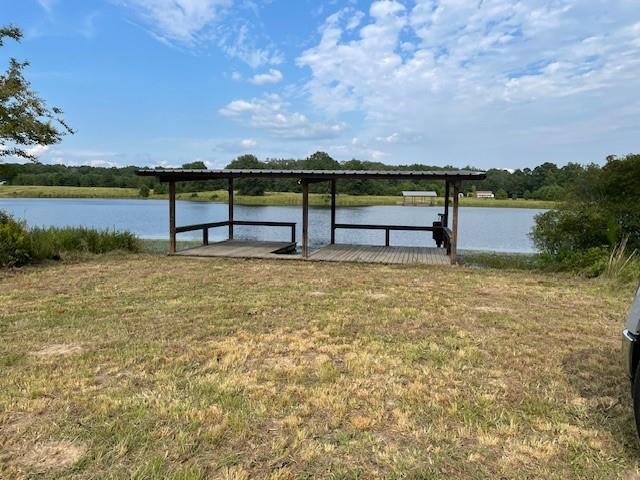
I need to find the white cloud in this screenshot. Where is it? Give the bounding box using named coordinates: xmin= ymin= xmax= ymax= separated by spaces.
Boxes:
xmin=120 ymin=0 xmax=232 ymax=45
xmin=44 ymin=149 xmax=121 ymax=166
xmin=376 ymin=132 xmax=400 ymax=144
xmin=249 ymin=69 xmax=283 ymax=85
xmin=296 ymin=0 xmax=640 ymax=165
xmin=219 ymin=99 xmax=256 ymax=115
xmin=121 ymin=2 xmax=284 ymax=68
xmin=219 ymin=94 xmax=348 ymax=140
xmin=0 ymin=144 xmax=50 ymax=161
xmin=210 ymin=137 xmax=258 ymax=154
xmin=37 ymin=0 xmax=56 ymax=11
xmin=26 ymin=145 xmax=51 ymax=157
xmin=219 ymin=23 xmax=283 ymax=69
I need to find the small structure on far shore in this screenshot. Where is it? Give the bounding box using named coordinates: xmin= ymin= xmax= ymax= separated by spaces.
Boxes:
xmin=475 ymin=191 xmax=495 ymax=199
xmin=402 ymin=191 xmax=437 ymax=206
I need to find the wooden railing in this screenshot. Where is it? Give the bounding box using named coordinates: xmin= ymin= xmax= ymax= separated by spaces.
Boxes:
xmin=333 ymin=223 xmax=449 ymax=250
xmin=175 ymin=220 xmax=296 ymax=245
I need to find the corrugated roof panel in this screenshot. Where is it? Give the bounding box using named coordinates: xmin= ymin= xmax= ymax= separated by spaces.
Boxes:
xmin=136 ymin=168 xmax=487 ymax=181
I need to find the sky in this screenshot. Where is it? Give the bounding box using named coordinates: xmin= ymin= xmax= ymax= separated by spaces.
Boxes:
xmin=1 ymin=0 xmax=639 ymax=170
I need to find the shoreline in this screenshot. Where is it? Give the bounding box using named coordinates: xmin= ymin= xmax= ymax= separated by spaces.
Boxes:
xmin=0 ymin=185 xmax=557 ymax=209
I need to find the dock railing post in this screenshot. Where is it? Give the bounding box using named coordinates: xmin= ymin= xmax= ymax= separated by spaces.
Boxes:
xmin=302 ymin=180 xmax=309 ymax=258
xmin=330 ymin=179 xmax=336 ymax=244
xmin=228 ymin=178 xmax=234 ymax=240
xmin=444 ymin=181 xmax=450 ymax=228
xmin=169 ymin=181 xmax=176 ymax=255
xmin=450 ymin=182 xmax=460 ymax=264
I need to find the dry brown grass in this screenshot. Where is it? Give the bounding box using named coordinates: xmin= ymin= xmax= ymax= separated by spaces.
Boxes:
xmin=0 ymin=253 xmax=639 ymax=479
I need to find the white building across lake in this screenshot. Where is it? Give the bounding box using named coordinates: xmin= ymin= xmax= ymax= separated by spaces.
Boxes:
xmin=475 ymin=191 xmax=495 ymax=199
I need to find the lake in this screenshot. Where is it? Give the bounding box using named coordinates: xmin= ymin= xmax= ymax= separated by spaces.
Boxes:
xmin=0 ymin=198 xmax=546 ymax=253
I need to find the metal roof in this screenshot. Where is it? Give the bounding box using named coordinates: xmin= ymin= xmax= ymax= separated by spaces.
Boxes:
xmin=136 ymin=168 xmax=486 ymax=182
xmin=402 ymin=191 xmax=438 ymax=197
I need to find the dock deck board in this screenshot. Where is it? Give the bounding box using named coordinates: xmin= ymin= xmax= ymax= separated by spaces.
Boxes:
xmin=309 ymin=244 xmax=450 ymax=265
xmin=174 ymin=240 xmax=450 ymax=265
xmin=175 ymin=240 xmax=297 ymax=260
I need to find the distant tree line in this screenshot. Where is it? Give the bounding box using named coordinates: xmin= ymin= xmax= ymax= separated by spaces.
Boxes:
xmin=0 ymin=151 xmax=613 ymax=200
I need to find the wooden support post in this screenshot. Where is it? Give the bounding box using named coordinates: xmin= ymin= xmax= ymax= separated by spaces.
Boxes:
xmin=330 ymin=179 xmax=336 ymax=244
xmin=385 ymin=228 xmax=390 ymax=247
xmin=169 ymin=181 xmax=176 ymax=254
xmin=203 ymin=229 xmax=208 ymax=246
xmin=450 ymin=182 xmax=460 ymax=264
xmin=302 ymin=180 xmax=309 ymax=258
xmin=444 ymin=181 xmax=450 ymax=227
xmin=228 ymin=178 xmax=234 ymax=240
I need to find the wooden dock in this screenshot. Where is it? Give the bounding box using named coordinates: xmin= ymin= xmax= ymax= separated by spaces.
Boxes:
xmin=309 ymin=244 xmax=450 ymax=265
xmin=175 ymin=240 xmax=297 ymax=260
xmin=137 ymin=168 xmax=486 ymax=264
xmin=174 ymin=240 xmax=450 ymax=265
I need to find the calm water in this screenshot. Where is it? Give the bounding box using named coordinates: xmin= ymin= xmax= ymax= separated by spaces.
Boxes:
xmin=0 ymin=198 xmax=545 ymax=253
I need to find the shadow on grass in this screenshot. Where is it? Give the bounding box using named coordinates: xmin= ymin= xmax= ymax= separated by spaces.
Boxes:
xmin=562 ymin=343 xmax=640 ymax=460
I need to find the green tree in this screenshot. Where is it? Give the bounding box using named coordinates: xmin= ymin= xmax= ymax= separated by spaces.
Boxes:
xmin=226 ymin=154 xmax=267 ymax=195
xmin=531 ymin=184 xmax=565 ymax=201
xmin=154 ymin=183 xmax=167 ymax=194
xmin=304 ymin=151 xmax=340 ymax=170
xmin=1 ymin=26 xmax=73 ymax=160
xmin=182 ymin=161 xmax=207 ymax=169
xmin=495 ymin=188 xmax=508 ymax=199
xmin=532 ymin=153 xmax=640 ymax=258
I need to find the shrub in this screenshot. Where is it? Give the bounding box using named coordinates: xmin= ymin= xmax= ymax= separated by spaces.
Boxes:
xmin=531 ymin=205 xmax=611 ymax=256
xmin=237 ymin=180 xmax=267 ymax=196
xmin=0 ymin=211 xmax=32 ymax=267
xmin=1 ymin=209 xmax=141 ymax=268
xmin=531 ymin=184 xmax=565 ymax=201
xmin=531 ymin=154 xmax=640 ymax=281
xmin=139 ymin=185 xmax=150 ymax=197
xmin=599 ymin=154 xmax=640 ymax=251
xmin=538 ymin=247 xmax=610 ymax=277
xmin=495 ymin=189 xmax=508 ymax=199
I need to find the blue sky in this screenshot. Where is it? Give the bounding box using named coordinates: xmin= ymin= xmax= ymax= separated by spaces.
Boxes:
xmin=1 ymin=0 xmax=639 ymax=169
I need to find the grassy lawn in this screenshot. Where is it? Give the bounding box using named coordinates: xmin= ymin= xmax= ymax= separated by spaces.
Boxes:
xmin=0 ymin=185 xmax=557 ymax=209
xmin=1 ymin=254 xmax=637 ymax=479
xmin=0 ymin=185 xmax=141 ymax=199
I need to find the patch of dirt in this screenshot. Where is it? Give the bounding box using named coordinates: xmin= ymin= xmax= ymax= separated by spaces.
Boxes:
xmin=366 ymin=293 xmax=388 ymax=300
xmin=309 ymin=291 xmax=327 ymax=297
xmin=18 ymin=441 xmax=87 ymax=474
xmin=1 ymin=412 xmax=37 ymax=436
xmin=31 ymin=344 xmax=83 ymax=357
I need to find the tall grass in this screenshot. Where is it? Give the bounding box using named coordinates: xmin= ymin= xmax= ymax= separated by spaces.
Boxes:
xmin=1 ymin=209 xmax=141 ymax=267
xmin=29 ymin=227 xmax=141 ymax=260
xmin=603 ymin=236 xmax=638 ymax=281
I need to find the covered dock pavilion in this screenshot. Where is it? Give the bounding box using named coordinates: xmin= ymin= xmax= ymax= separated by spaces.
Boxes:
xmin=136 ymin=168 xmax=486 ymax=265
